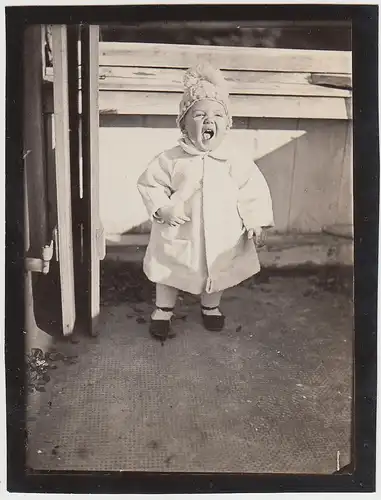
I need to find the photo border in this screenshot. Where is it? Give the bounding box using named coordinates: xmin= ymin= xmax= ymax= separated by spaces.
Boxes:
xmin=5 ymin=3 xmax=378 ymax=494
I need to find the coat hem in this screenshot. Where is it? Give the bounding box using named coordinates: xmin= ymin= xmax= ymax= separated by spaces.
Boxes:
xmin=143 ymin=258 xmax=261 ymax=295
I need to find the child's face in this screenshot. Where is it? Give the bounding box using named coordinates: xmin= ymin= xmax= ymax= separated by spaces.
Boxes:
xmin=182 ymin=99 xmax=229 ymax=152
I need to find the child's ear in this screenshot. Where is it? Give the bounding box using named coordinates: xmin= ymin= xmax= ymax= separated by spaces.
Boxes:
xmin=180 ymin=123 xmax=188 ymax=136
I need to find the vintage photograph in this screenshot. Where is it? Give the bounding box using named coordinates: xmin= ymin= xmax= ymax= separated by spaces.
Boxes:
xmin=21 ymin=19 xmax=356 ymax=476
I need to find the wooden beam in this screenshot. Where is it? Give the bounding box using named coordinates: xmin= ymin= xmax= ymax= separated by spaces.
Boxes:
xmin=51 ymin=25 xmax=76 ymax=336
xmin=99 ymin=91 xmax=352 ymax=120
xmin=82 ymin=25 xmax=102 ymax=336
xmin=99 ymin=42 xmax=352 ymax=74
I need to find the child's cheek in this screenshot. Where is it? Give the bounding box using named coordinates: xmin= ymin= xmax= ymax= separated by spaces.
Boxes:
xmin=216 ymin=126 xmax=228 ymax=142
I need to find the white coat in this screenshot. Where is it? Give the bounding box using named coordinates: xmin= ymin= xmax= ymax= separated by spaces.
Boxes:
xmin=137 ymin=138 xmax=274 ymax=295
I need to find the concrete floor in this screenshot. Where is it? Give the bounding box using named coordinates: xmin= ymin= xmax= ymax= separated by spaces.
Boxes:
xmin=26 ymin=264 xmax=353 ymax=474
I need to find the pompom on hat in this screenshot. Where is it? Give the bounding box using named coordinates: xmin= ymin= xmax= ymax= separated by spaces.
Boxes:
xmin=176 ymin=62 xmax=232 ymax=128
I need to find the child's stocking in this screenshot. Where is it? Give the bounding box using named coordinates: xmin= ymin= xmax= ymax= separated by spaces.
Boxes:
xmin=201 ymin=290 xmax=223 ymax=316
xmin=153 ymin=283 xmax=179 ymax=320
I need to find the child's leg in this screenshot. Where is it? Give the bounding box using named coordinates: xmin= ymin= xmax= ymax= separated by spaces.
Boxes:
xmin=200 ymin=290 xmax=223 ymax=316
xmin=152 ymin=283 xmax=179 ymax=320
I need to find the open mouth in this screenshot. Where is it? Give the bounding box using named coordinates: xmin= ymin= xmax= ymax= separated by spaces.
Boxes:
xmin=202 ymin=129 xmax=215 ymax=141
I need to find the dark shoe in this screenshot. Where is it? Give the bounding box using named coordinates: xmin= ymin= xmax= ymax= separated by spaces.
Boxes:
xmin=149 ymin=307 xmax=175 ymax=340
xmin=201 ymin=306 xmax=225 ymax=332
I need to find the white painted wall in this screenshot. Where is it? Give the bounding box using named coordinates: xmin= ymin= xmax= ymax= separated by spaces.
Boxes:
xmin=99 ymin=118 xmax=352 ymax=238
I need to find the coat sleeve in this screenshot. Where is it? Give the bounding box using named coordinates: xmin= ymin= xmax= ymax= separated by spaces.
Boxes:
xmin=235 ymin=159 xmax=275 ymax=230
xmin=137 ymin=153 xmax=173 ymax=219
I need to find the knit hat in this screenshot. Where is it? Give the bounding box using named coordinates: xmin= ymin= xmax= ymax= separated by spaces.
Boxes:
xmin=176 ymin=63 xmax=232 ymax=128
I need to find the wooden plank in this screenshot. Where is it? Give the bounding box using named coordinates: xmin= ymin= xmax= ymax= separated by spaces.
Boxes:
xmin=82 ymin=25 xmax=102 ymax=336
xmin=51 ymin=25 xmax=76 ymax=335
xmin=98 ymin=66 xmax=351 ymax=97
xmin=309 ymin=73 xmax=352 ymax=90
xmin=249 ymin=118 xmax=301 ymax=233
xmin=288 ymin=119 xmax=348 ymax=232
xmin=336 ymin=122 xmax=353 ymax=226
xmin=99 ymin=91 xmax=352 ymax=120
xmin=99 ymin=42 xmax=352 ymax=74
xmin=99 ymin=67 xmax=310 ymax=86
xmin=99 ymin=80 xmax=349 ymax=97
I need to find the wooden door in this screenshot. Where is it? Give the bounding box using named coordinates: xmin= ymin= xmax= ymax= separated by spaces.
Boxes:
xmin=81 ymin=25 xmax=105 ymax=336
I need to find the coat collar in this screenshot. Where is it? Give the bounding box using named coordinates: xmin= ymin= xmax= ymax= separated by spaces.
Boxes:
xmin=178 ymin=137 xmax=230 ymax=161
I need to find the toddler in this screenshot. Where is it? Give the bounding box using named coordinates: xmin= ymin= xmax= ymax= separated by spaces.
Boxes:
xmin=137 ymin=63 xmax=274 ymax=340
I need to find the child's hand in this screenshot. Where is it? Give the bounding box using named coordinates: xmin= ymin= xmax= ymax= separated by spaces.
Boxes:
xmin=157 ymin=204 xmax=191 ymax=227
xmin=248 ymin=227 xmax=266 ymax=247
